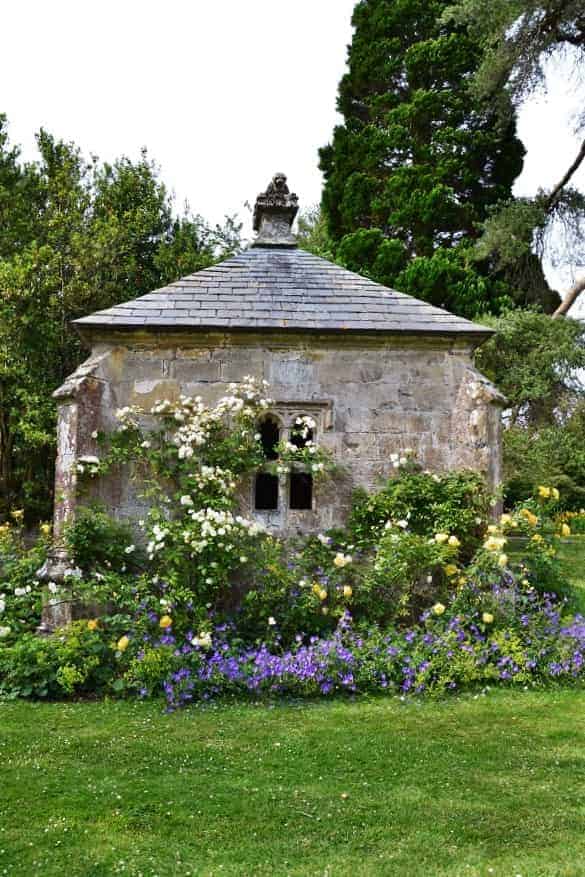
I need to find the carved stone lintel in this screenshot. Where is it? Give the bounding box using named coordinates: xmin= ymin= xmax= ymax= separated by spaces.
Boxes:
xmin=253 ymin=172 xmax=299 ymax=247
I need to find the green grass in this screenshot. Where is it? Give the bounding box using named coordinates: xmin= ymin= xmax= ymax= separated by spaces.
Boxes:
xmin=2 ymin=689 xmax=585 ymax=876
xmin=562 ymin=537 xmax=585 ymax=588
xmin=1 ymin=538 xmax=584 ymax=877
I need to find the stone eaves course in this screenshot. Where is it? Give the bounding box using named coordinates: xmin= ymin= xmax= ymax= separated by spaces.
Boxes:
xmin=74 ymin=246 xmax=492 ymax=338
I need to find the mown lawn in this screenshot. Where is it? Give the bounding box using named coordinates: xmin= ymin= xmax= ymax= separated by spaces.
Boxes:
xmin=2 ymin=688 xmax=585 ymax=877
xmin=1 ymin=539 xmax=584 ymax=877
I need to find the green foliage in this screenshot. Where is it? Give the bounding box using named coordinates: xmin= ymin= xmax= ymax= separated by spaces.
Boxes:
xmin=0 ymin=620 xmax=117 ymax=699
xmin=504 ymin=414 xmax=585 ymax=509
xmin=0 ymin=519 xmax=48 ymax=640
xmin=349 ymin=458 xmax=490 ymax=559
xmin=474 ymin=309 xmax=585 ymax=507
xmin=442 ymin=0 xmax=585 ymax=105
xmin=394 ymin=246 xmax=514 ymax=318
xmin=441 ymin=3 xmax=585 ymax=312
xmin=65 ymin=506 xmax=142 ymax=575
xmin=0 ymin=117 xmax=242 ymax=520
xmin=476 ymin=309 xmax=585 ymax=425
xmin=319 ymin=0 xmax=527 ymax=317
xmin=295 ymin=207 xmax=335 ymax=260
xmin=358 ymin=530 xmax=454 ymax=624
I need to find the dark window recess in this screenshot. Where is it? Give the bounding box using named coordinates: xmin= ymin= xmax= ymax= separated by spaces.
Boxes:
xmin=290 ymin=472 xmax=313 ymax=510
xmin=259 ymin=417 xmax=280 ymax=460
xmin=255 ymin=472 xmax=279 ymax=510
xmin=290 ymin=426 xmax=314 ymax=450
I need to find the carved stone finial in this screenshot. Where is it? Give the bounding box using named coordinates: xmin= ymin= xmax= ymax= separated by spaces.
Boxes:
xmin=253 ymin=172 xmax=299 ymax=247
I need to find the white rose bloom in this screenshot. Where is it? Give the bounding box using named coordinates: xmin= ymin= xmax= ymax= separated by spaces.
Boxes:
xmin=124 ymin=545 xmax=135 ymax=554
xmin=14 ymin=587 xmax=27 ymax=597
xmin=48 ymin=582 xmax=59 ymax=594
xmin=64 ymin=566 xmax=83 ymax=579
xmin=192 ymin=631 xmax=212 ymax=648
xmin=268 ymin=616 xmax=277 ymax=626
xmin=0 ymin=626 xmax=11 ymax=638
xmin=180 ymin=495 xmax=194 ymax=506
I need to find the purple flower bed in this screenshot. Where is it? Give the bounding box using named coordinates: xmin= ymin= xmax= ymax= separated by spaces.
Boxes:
xmin=128 ymin=581 xmax=585 ymax=711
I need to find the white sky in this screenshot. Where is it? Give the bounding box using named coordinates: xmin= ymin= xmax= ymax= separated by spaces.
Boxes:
xmin=1 ymin=0 xmax=583 ymax=314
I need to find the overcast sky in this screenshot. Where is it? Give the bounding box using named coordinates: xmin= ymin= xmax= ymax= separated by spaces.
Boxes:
xmin=2 ymin=0 xmax=584 ymax=313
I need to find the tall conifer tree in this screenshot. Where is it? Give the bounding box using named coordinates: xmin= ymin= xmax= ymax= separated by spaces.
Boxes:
xmin=319 ymin=0 xmax=532 ymax=316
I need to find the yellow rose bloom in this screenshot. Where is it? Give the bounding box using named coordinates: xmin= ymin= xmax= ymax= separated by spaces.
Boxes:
xmin=531 ymin=534 xmax=543 ymax=543
xmin=87 ymin=619 xmax=99 ymax=631
xmin=117 ymin=635 xmax=130 ymax=652
xmin=40 ymin=523 xmax=52 ymax=537
xmin=552 ymin=487 xmax=560 ymax=501
xmin=444 ymin=564 xmax=458 ymax=577
xmin=343 ymin=585 xmax=353 ymax=598
xmin=10 ymin=509 xmax=24 ymax=521
xmin=538 ymin=486 xmax=551 ymax=499
xmin=482 ymin=612 xmax=494 ymax=624
xmin=159 ymin=615 xmax=173 ymax=629
xmin=519 ymin=509 xmax=538 ymax=527
xmin=434 ymin=533 xmax=449 ymax=544
xmin=497 ymin=554 xmax=508 ymax=568
xmin=312 ymin=583 xmax=322 ymax=596
xmin=448 ymin=535 xmax=461 ymax=548
xmin=560 ymin=523 xmax=571 ymax=537
xmin=432 ymin=602 xmax=446 ymax=616
xmin=484 ymin=536 xmax=507 ymax=552
xmin=487 ymin=524 xmax=499 ymax=534
xmin=500 ymin=514 xmax=512 ymax=527
xmin=319 ymin=588 xmax=328 ymax=601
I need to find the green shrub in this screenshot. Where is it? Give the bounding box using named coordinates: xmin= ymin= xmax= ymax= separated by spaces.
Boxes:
xmin=0 ymin=621 xmax=118 ymax=699
xmin=65 ymin=506 xmax=142 ymax=575
xmin=356 ymin=530 xmax=457 ymax=625
xmin=349 ymin=459 xmax=491 ymax=560
xmin=0 ymin=520 xmax=48 ymax=640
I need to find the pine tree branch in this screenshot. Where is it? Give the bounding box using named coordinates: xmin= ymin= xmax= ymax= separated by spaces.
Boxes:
xmin=552 ymin=274 xmax=585 ymax=318
xmin=544 ymin=137 xmax=585 ymax=211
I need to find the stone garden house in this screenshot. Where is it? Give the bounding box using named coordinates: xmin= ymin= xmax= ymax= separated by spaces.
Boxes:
xmin=50 ymin=172 xmax=504 ymax=552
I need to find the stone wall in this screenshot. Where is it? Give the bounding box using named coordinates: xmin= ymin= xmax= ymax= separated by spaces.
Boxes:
xmin=52 ymin=329 xmax=505 ymax=538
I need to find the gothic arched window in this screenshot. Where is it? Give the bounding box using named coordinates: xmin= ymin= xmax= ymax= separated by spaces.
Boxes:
xmin=289 ymin=416 xmax=315 ymax=510
xmin=254 ymin=416 xmax=280 ymax=511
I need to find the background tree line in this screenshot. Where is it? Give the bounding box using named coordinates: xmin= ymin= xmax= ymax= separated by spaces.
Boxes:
xmin=0 ymin=118 xmax=240 ymax=519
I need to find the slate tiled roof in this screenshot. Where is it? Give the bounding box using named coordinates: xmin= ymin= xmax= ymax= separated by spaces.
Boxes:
xmin=73 ymin=246 xmax=492 ymax=337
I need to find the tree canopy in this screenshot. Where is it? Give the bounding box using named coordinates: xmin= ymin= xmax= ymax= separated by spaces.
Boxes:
xmin=475 ymin=309 xmax=585 ymax=506
xmin=318 ymin=0 xmax=545 ymax=317
xmin=442 ymin=0 xmax=585 ymax=317
xmin=0 ymin=116 xmax=241 ymax=519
